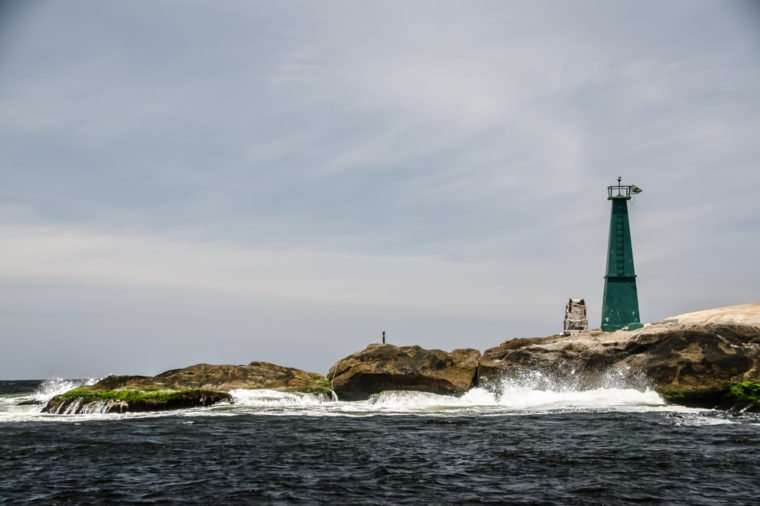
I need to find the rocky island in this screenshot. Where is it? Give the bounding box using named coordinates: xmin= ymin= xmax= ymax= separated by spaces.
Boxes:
xmin=478 ymin=304 xmax=760 ymax=411
xmin=43 ymin=304 xmax=760 ymax=414
xmin=43 ymin=361 xmax=331 ymax=414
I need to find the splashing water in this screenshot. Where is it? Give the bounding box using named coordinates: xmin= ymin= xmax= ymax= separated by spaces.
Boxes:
xmin=226 ymin=373 xmax=668 ymax=417
xmin=0 ymin=372 xmax=713 ymax=423
xmin=229 ymin=389 xmax=331 ymax=407
xmin=0 ymin=377 xmax=100 ymax=423
xmin=31 ymin=377 xmax=99 ymax=403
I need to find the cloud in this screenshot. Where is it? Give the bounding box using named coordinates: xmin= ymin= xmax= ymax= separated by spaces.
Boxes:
xmin=0 ymin=0 xmax=758 ymax=377
xmin=0 ymin=223 xmax=551 ymax=318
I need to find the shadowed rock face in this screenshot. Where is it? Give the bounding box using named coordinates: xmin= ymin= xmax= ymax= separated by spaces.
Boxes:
xmin=43 ymin=362 xmax=329 ymax=414
xmin=479 ymin=304 xmax=760 ymax=410
xmin=328 ymin=344 xmax=481 ymax=401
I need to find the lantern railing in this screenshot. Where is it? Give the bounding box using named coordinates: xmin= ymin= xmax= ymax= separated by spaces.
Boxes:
xmin=607 ymin=177 xmax=642 ymax=200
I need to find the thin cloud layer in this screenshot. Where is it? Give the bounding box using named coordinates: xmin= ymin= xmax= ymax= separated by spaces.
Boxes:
xmin=0 ymin=1 xmax=758 ymax=378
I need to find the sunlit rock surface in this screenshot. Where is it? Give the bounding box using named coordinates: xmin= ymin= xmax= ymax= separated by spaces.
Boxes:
xmin=479 ymin=304 xmax=760 ymax=410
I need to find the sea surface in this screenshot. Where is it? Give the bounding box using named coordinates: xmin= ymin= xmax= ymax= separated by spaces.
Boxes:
xmin=1 ymin=379 xmax=759 ymax=505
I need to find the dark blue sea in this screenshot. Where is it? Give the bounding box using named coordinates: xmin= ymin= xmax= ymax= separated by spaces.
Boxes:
xmin=1 ymin=379 xmax=759 ymax=505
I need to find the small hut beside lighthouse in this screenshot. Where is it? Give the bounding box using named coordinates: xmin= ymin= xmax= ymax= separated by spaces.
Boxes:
xmin=563 ymin=298 xmax=589 ymax=336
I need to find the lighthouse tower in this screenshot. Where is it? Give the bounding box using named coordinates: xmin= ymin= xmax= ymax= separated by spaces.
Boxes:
xmin=602 ymin=177 xmax=643 ymax=331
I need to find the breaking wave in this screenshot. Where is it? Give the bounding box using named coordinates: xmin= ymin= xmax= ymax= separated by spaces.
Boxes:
xmin=227 ymin=371 xmax=667 ymax=416
xmin=0 ymin=377 xmax=100 ymax=423
xmin=30 ymin=377 xmax=99 ymax=403
xmin=230 ymin=389 xmax=334 ymax=407
xmin=0 ymin=371 xmax=706 ymax=422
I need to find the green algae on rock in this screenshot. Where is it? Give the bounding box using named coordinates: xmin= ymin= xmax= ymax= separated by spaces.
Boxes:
xmin=728 ymin=381 xmax=760 ymax=411
xmin=656 ymin=386 xmax=728 ymax=409
xmin=43 ymin=361 xmax=331 ymax=414
xmin=657 ymin=382 xmax=760 ymax=412
xmin=43 ymin=387 xmax=231 ymax=414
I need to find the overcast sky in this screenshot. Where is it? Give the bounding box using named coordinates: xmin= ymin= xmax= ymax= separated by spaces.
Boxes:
xmin=1 ymin=0 xmax=759 ymax=379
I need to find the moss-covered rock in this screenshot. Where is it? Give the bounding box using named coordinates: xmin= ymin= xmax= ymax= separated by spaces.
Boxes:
xmin=656 ymin=382 xmax=760 ymax=412
xmin=656 ymin=386 xmax=728 ymax=408
xmin=43 ymin=361 xmax=331 ymax=414
xmin=727 ymin=381 xmax=760 ymax=411
xmin=43 ymin=387 xmax=231 ymax=414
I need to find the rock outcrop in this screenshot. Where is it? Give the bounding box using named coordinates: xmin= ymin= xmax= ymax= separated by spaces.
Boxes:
xmin=150 ymin=361 xmax=331 ymax=394
xmin=479 ymin=304 xmax=760 ymax=411
xmin=41 ymin=304 xmax=760 ymax=414
xmin=43 ymin=388 xmax=231 ymax=415
xmin=328 ymin=344 xmax=481 ymax=401
xmin=43 ymin=362 xmax=330 ymax=414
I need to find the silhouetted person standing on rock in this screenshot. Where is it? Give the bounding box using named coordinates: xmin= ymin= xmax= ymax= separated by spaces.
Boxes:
xmin=382 ymin=331 xmax=386 ymax=344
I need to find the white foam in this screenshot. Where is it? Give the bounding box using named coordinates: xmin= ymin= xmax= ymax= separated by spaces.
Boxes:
xmin=493 ymin=385 xmax=665 ymax=410
xmin=230 ymin=389 xmax=330 ymax=407
xmin=0 ymin=374 xmax=736 ymax=422
xmin=31 ymin=377 xmax=99 ymax=403
xmin=0 ymin=377 xmax=100 ymax=422
xmin=221 ymin=376 xmax=669 ymax=416
xmin=326 ymin=384 xmax=664 ymax=415
xmin=671 ymin=414 xmax=737 ymax=426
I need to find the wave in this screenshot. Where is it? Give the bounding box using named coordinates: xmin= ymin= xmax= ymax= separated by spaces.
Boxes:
xmin=0 ymin=372 xmax=723 ymax=423
xmin=227 ymin=372 xmax=666 ymax=416
xmin=30 ymin=377 xmax=99 ymax=403
xmin=0 ymin=377 xmax=100 ymax=422
xmin=476 ymin=369 xmax=665 ymax=411
xmin=230 ymin=389 xmax=333 ymax=407
xmin=348 ymin=386 xmax=664 ymax=414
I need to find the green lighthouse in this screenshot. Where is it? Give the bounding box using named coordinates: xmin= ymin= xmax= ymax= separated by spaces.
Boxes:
xmin=601 ymin=177 xmax=643 ymax=331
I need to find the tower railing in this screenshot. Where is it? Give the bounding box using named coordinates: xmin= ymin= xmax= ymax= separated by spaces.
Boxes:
xmin=607 ymin=177 xmax=642 ymax=200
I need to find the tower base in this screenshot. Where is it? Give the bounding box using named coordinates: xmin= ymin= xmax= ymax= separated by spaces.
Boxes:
xmin=601 ymin=276 xmax=641 ymax=331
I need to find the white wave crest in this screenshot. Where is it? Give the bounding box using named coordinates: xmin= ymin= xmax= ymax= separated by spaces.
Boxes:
xmin=32 ymin=377 xmax=99 ymax=403
xmin=354 ymin=382 xmax=663 ymax=413
xmin=492 ymin=384 xmax=664 ymax=410
xmin=483 ymin=369 xmax=657 ymax=408
xmin=1 ymin=371 xmax=717 ymax=423
xmin=223 ymin=370 xmax=668 ymax=415
xmin=216 ymin=372 xmax=665 ymax=416
xmin=230 ymin=389 xmax=332 ymax=407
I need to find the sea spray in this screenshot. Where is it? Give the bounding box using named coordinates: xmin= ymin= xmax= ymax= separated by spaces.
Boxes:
xmin=32 ymin=377 xmax=99 ymax=403
xmin=230 ymin=389 xmax=332 ymax=407
xmin=1 ymin=372 xmax=670 ymax=422
xmin=226 ymin=373 xmax=665 ymax=416
xmin=361 ymin=380 xmax=664 ymax=413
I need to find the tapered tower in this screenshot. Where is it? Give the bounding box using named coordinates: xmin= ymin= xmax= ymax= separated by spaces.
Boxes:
xmin=602 ymin=178 xmax=643 ymax=331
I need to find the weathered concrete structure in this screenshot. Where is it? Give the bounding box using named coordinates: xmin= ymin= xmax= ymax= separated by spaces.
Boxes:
xmin=563 ymin=298 xmax=588 ymax=335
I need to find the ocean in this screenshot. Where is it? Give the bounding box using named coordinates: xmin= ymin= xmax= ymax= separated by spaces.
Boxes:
xmin=1 ymin=379 xmax=759 ymax=505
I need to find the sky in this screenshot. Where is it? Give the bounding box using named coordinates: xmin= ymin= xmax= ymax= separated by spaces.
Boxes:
xmin=1 ymin=0 xmax=759 ymax=379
